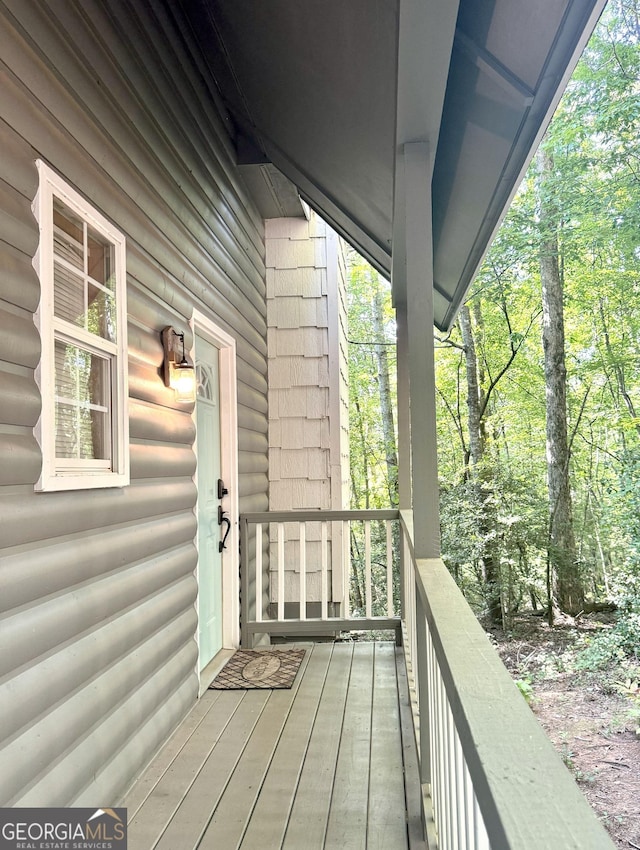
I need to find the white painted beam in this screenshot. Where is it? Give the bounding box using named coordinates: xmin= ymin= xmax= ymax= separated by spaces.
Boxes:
xmin=396 ymin=303 xmax=412 ymax=511
xmin=403 ymin=142 xmax=440 ymax=559
xmin=392 ymin=0 xmax=460 ymax=308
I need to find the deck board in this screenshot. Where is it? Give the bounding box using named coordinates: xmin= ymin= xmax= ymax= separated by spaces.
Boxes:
xmin=124 ymin=689 xmax=225 ymax=819
xmin=368 ymin=643 xmax=409 ymax=849
xmin=396 ymin=647 xmax=429 ymax=850
xmin=198 ymin=648 xmax=313 ymax=849
xmin=124 ymin=642 xmax=423 ymax=850
xmin=323 ymin=642 xmax=374 ymax=850
xmin=154 ymin=689 xmax=271 ymax=850
xmin=238 ymin=643 xmax=334 ymax=849
xmin=281 ymin=642 xmax=354 ymax=848
xmin=127 ymin=690 xmax=246 ymax=849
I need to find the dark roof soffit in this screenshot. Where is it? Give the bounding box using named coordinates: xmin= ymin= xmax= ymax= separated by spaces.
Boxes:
xmin=182 ymin=0 xmax=606 ymax=331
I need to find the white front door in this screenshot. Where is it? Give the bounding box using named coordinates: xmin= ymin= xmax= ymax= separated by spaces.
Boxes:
xmin=195 ymin=332 xmax=223 ymax=669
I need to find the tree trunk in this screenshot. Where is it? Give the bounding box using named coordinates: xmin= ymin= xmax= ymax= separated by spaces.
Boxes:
xmin=598 ymin=297 xmax=640 ymax=437
xmin=459 ymin=304 xmax=502 ymax=625
xmin=352 ymin=398 xmax=370 ymax=509
xmin=459 ymin=305 xmax=485 ymax=468
xmin=372 ymin=280 xmax=399 ymax=506
xmin=537 ymin=147 xmax=584 ymax=615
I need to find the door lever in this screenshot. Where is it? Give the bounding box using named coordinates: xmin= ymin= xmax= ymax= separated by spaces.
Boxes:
xmin=217 ymin=504 xmax=231 ymax=553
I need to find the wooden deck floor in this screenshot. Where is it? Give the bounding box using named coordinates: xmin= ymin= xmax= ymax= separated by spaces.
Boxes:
xmin=123 ymin=641 xmax=426 ymax=850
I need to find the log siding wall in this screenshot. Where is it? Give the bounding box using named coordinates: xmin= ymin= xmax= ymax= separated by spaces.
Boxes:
xmin=0 ymin=0 xmax=268 ymax=805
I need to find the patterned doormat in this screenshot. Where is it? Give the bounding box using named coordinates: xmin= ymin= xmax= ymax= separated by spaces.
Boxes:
xmin=209 ymin=649 xmax=306 ymax=690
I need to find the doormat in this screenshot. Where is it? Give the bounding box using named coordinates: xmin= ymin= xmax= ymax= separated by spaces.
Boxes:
xmin=209 ymin=649 xmax=306 ymax=690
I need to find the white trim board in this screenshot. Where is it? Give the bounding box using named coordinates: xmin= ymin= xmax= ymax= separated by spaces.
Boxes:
xmin=191 ymin=311 xmax=240 ymax=676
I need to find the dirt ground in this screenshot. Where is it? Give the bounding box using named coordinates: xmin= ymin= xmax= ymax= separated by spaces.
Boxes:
xmin=493 ymin=616 xmax=640 ymax=849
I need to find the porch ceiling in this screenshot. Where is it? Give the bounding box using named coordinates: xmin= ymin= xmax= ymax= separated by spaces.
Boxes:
xmin=179 ymin=0 xmax=605 ymax=331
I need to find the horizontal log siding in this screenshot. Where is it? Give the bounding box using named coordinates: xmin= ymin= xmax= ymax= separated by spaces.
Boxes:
xmin=0 ymin=0 xmax=268 ymax=807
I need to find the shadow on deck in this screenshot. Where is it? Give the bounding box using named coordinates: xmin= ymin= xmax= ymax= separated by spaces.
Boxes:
xmin=124 ymin=642 xmax=426 ymax=850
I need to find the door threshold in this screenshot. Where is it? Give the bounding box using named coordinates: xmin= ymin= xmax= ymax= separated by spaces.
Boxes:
xmin=199 ymin=647 xmax=235 ymax=696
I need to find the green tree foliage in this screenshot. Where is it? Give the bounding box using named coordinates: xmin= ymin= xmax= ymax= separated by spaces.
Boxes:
xmin=347 ymin=252 xmax=397 ymax=509
xmin=436 ymin=0 xmax=640 ymax=627
xmin=345 ymin=2 xmax=640 ymax=643
xmin=346 ymin=251 xmax=400 ymax=615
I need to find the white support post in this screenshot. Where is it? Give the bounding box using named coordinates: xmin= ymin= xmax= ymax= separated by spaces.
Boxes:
xmin=396 ymin=304 xmax=412 ymax=512
xmin=403 ymin=142 xmax=441 ymax=559
xmin=396 ymin=307 xmax=411 ymax=622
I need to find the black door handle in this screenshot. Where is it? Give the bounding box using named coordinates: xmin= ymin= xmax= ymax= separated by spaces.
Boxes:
xmin=217 ymin=505 xmax=231 ymax=553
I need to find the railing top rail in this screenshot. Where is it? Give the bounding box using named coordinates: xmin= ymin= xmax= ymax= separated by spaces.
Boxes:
xmin=413 ymin=554 xmax=614 ymax=850
xmin=241 ymin=509 xmax=400 ymax=523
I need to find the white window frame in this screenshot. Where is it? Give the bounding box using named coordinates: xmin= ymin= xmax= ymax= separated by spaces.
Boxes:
xmin=32 ymin=160 xmax=129 ymax=491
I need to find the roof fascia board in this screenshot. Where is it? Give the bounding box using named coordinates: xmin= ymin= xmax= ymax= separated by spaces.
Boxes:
xmin=259 ymin=136 xmax=392 ymax=274
xmin=438 ymin=0 xmax=608 ymax=332
xmin=298 ymin=193 xmax=391 ymax=283
xmin=392 ymin=0 xmax=460 ymax=309
xmin=454 ymin=28 xmax=536 ymax=104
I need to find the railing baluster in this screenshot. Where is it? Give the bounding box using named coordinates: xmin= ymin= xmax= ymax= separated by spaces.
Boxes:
xmin=277 ymin=522 xmax=285 ymax=621
xmin=462 ymin=747 xmax=473 ymax=850
xmin=427 ymin=624 xmax=436 ymax=797
xmin=474 ymin=794 xmax=490 ymax=850
xmin=446 ymin=706 xmax=458 ymax=850
xmin=240 ymin=517 xmax=249 ymax=648
xmin=455 ymin=731 xmax=467 ymax=850
xmin=440 ymin=673 xmax=448 ymax=849
xmin=405 ymin=531 xmax=416 ymax=676
xmin=365 ymin=519 xmax=372 ymax=617
xmin=416 ymin=594 xmax=430 ymax=786
xmin=344 ymin=519 xmax=351 ymax=619
xmin=386 ymin=519 xmax=393 ymax=616
xmin=299 ymin=522 xmax=306 ymax=620
xmin=321 ymin=521 xmax=328 ymax=620
xmin=255 ymin=522 xmax=262 ymax=623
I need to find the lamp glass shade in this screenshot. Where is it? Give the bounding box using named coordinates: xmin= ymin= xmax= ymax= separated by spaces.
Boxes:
xmin=170 ymin=361 xmax=197 ymax=403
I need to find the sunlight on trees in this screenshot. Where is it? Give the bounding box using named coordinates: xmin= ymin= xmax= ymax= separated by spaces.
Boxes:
xmin=435 ymin=0 xmax=640 ymax=626
xmin=346 ymin=252 xmax=399 ymax=615
xmin=347 ymin=0 xmax=640 ymax=637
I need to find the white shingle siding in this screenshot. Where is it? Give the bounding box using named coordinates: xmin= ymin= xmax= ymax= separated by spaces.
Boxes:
xmin=291 ymin=357 xmax=321 ymax=386
xmin=266 ymin=212 xmax=349 ymax=608
xmin=265 ymin=217 xmax=310 ymax=240
xmin=265 ymin=236 xmax=316 ymax=270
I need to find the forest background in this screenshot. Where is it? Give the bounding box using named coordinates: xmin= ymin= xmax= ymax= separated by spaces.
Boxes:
xmin=348 ymin=0 xmax=640 ymax=668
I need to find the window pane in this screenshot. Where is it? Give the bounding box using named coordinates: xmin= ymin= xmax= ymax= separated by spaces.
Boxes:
xmin=54 ymin=261 xmax=84 ymax=326
xmin=88 ymin=227 xmax=115 ymax=290
xmin=54 ymin=339 xmax=111 ymax=461
xmin=53 ymin=200 xmax=83 ymax=271
xmin=87 ymin=282 xmax=117 ymax=342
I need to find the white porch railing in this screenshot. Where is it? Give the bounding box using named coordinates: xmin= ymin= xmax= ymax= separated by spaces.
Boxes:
xmin=239 ymin=508 xmax=615 ymax=849
xmin=240 ymin=509 xmax=402 ymax=648
xmin=398 ymin=510 xmax=615 ymax=850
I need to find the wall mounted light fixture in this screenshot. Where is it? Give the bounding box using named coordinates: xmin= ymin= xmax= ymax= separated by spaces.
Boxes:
xmin=161 ymin=326 xmax=197 ymax=404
